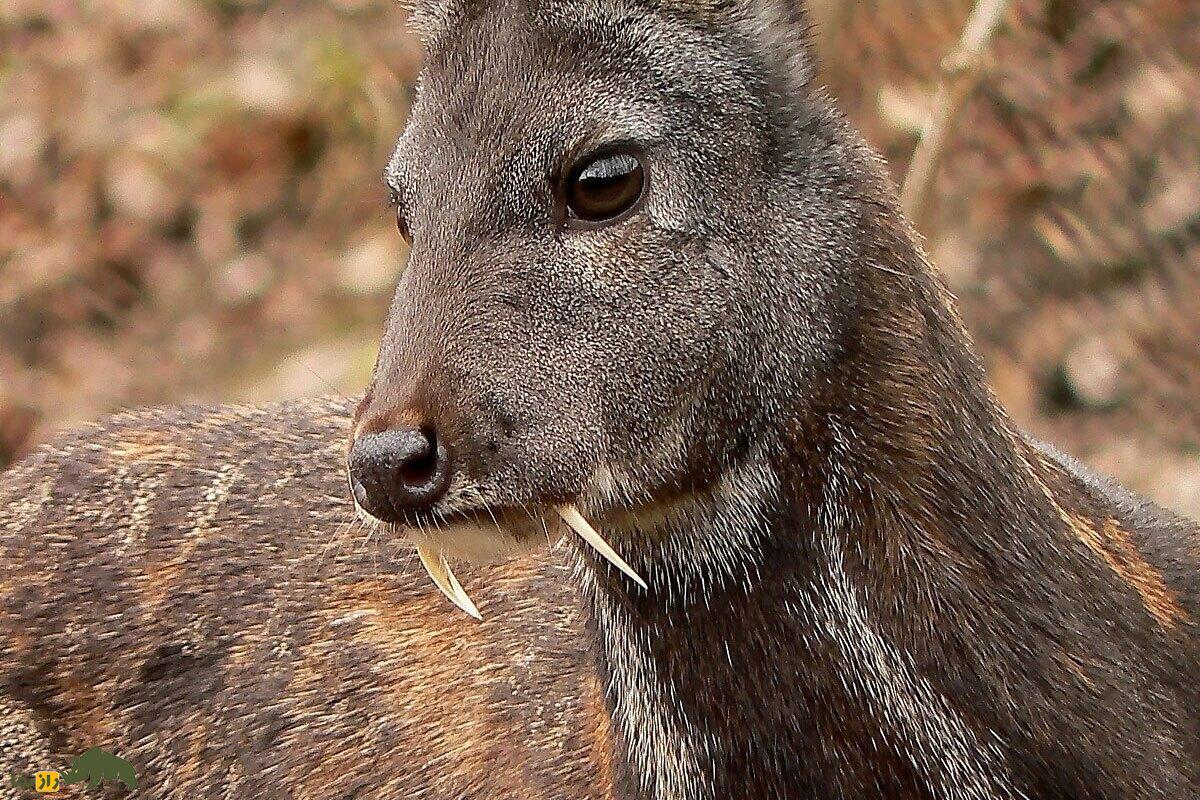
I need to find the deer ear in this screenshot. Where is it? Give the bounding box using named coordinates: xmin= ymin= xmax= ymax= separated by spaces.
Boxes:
xmin=742 ymin=0 xmax=818 ymax=87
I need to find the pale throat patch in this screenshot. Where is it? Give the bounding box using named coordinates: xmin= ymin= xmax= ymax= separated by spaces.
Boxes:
xmin=568 ymin=455 xmax=786 ymax=800
xmin=574 ymin=552 xmax=716 ymax=800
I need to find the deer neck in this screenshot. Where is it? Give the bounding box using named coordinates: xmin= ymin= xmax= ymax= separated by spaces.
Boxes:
xmin=572 ymin=271 xmax=1035 ymax=800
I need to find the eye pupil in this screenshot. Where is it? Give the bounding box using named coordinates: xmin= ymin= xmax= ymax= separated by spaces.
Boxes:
xmin=566 ymin=150 xmax=645 ymax=224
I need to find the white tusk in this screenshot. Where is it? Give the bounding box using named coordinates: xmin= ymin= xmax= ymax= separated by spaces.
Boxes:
xmin=558 ymin=504 xmax=648 ymax=590
xmin=416 ymin=544 xmax=483 ymax=620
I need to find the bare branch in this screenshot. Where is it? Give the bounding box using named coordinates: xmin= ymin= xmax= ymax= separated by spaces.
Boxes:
xmin=900 ymin=0 xmax=1012 ymax=227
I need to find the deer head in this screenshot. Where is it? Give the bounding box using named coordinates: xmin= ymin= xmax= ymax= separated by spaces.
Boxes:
xmin=347 ymin=0 xmax=919 ymax=612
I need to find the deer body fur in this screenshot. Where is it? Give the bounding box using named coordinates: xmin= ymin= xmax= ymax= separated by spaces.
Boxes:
xmin=1 ymin=399 xmax=608 ymax=799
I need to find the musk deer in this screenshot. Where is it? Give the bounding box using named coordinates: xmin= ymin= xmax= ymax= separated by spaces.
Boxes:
xmin=3 ymin=0 xmax=1199 ymax=797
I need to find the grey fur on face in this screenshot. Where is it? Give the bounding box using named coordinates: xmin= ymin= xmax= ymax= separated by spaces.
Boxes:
xmin=361 ymin=0 xmax=872 ymax=548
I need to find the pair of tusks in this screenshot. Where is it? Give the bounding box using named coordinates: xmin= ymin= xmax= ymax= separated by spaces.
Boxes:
xmin=416 ymin=504 xmax=648 ymax=620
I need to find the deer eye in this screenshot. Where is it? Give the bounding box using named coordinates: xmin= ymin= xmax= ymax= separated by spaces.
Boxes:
xmin=564 ymin=147 xmax=646 ymax=227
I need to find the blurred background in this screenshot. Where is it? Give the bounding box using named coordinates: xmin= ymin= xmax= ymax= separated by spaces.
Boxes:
xmin=0 ymin=0 xmax=1197 ymax=517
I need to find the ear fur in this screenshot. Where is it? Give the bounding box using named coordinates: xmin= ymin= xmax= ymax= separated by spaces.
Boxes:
xmin=655 ymin=0 xmax=817 ymax=86
xmin=737 ymin=0 xmax=818 ymax=87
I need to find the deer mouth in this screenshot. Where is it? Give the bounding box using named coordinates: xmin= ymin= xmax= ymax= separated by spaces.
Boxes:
xmin=356 ymin=498 xmax=648 ymax=620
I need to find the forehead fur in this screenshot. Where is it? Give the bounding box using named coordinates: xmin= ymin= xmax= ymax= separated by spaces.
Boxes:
xmin=407 ymin=0 xmax=815 ymax=87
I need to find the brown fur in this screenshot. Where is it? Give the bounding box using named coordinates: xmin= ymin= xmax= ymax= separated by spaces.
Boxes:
xmin=0 ymin=398 xmax=608 ymax=799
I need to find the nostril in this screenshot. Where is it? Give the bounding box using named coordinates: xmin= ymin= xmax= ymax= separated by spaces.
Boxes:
xmin=348 ymin=425 xmax=451 ymax=521
xmin=398 ymin=427 xmax=440 ymax=487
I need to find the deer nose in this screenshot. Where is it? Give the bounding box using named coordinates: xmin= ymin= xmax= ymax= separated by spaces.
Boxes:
xmin=348 ymin=426 xmax=451 ymax=522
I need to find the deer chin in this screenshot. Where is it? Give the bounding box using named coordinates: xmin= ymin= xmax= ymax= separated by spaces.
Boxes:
xmin=349 ymin=498 xmax=551 ymax=619
xmin=406 ymin=524 xmax=551 ymax=620
xmin=356 ymin=500 xmax=650 ymax=620
xmin=409 ymin=515 xmax=556 ymax=565
xmin=351 ymin=495 xmax=551 ymax=557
